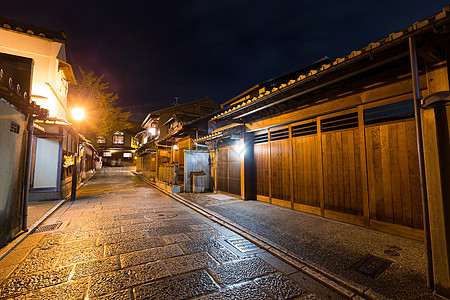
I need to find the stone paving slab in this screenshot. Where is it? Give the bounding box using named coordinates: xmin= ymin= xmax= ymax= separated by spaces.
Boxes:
xmin=14 ymin=278 xmax=89 ymax=300
xmin=209 ymin=257 xmax=276 ymax=285
xmin=91 ymin=289 xmax=131 ymax=300
xmin=88 ymin=260 xmax=168 ymax=297
xmin=56 ymin=246 xmax=104 ymax=267
xmin=255 ymin=273 xmax=306 ymax=299
xmin=133 ymin=270 xmax=219 ymax=300
xmin=208 ymin=248 xmax=240 ymax=264
xmin=104 ymin=237 xmax=166 ymax=256
xmin=0 ymin=266 xmax=72 ymax=298
xmin=72 ymin=256 xmax=120 ymax=280
xmin=164 ymin=251 xmax=217 ymax=275
xmin=0 ymin=168 xmax=340 ymax=300
xmin=162 ymin=233 xmax=191 ymax=244
xmin=11 ymin=254 xmax=58 ymax=276
xmin=198 ymin=281 xmax=272 ymax=300
xmin=179 ymin=239 xmax=224 ymax=254
xmin=120 ymin=244 xmax=183 ymax=268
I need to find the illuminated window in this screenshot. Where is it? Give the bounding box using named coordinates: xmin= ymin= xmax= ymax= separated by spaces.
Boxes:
xmin=148 ymin=127 xmax=156 ymax=136
xmin=113 ymin=132 xmax=124 ymax=144
xmin=103 ymin=152 xmax=112 ymax=157
xmin=123 ymin=152 xmax=132 ymax=158
xmin=97 ymin=136 xmax=106 ymax=144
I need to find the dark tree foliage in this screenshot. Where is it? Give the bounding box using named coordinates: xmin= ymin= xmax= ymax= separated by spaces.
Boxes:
xmin=68 ymin=68 xmax=132 ymax=146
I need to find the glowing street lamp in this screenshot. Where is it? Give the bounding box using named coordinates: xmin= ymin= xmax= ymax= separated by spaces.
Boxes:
xmin=71 ymin=108 xmax=84 ymax=201
xmin=72 ymin=107 xmax=85 ymax=121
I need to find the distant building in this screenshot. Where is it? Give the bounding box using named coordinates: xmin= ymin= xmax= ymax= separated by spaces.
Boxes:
xmin=96 ymin=127 xmax=140 ymax=167
xmin=135 ymin=97 xmax=219 ymax=186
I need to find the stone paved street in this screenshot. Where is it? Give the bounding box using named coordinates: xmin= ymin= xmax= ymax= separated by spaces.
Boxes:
xmin=0 ymin=168 xmax=337 ymax=299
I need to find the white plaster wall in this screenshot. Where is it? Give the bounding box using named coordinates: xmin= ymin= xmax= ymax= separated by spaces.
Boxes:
xmin=0 ymin=100 xmax=25 ymax=216
xmin=33 ymin=138 xmax=59 ymax=188
xmin=0 ymin=29 xmax=67 ymax=118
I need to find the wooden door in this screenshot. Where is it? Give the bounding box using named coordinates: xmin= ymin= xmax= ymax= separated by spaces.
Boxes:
xmin=270 ymin=139 xmax=291 ymax=201
xmin=217 ymin=147 xmax=241 ymax=196
xmin=255 ymin=143 xmax=270 ymax=198
xmin=217 ymin=148 xmax=229 ymax=193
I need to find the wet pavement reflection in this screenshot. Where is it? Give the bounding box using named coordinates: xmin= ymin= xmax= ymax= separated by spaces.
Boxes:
xmin=0 ymin=168 xmax=328 ymax=299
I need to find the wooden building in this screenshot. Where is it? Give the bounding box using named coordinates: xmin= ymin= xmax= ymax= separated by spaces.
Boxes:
xmin=197 ymin=6 xmax=450 ymax=241
xmin=96 ymin=128 xmax=140 ymax=167
xmin=135 ymin=98 xmax=219 ymax=186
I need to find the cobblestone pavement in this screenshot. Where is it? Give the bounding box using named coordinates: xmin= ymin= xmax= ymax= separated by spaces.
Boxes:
xmin=179 ymin=193 xmax=433 ymax=300
xmin=0 ymin=168 xmax=338 ymax=300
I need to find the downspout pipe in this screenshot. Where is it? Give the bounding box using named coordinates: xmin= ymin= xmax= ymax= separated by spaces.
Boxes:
xmin=409 ymin=35 xmax=434 ymax=290
xmin=22 ymin=115 xmax=34 ymax=231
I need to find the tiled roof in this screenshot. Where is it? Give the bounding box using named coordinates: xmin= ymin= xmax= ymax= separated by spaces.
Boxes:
xmin=193 ymin=131 xmax=223 ymax=143
xmin=163 ymin=113 xmax=200 ymax=126
xmin=0 ymin=16 xmax=66 ymax=42
xmin=211 ymin=5 xmax=450 ymax=122
xmin=0 ymin=68 xmax=48 ymax=118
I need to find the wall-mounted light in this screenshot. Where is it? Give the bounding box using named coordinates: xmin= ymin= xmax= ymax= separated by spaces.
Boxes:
xmin=235 ymin=141 xmax=246 ymax=156
xmin=173 ymin=144 xmax=179 ymax=150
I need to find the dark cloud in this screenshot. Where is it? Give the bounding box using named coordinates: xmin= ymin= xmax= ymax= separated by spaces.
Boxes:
xmin=2 ymin=1 xmax=448 ymax=121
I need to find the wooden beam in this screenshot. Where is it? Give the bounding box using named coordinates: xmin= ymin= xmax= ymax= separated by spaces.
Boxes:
xmin=268 ymin=128 xmax=272 ymax=204
xmin=358 ymin=107 xmax=370 ymax=226
xmin=317 ymin=118 xmax=325 ymax=217
xmin=289 ymin=125 xmax=294 ymax=209
xmin=417 ymin=47 xmax=441 ymax=64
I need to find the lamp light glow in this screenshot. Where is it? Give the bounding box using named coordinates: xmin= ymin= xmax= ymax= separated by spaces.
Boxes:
xmin=72 ymin=108 xmax=85 ymax=121
xmin=235 ymin=142 xmax=246 ymax=156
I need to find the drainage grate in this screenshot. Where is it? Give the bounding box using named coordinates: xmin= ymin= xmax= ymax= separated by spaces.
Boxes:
xmin=34 ymin=223 xmax=62 ymax=234
xmin=352 ymin=255 xmax=392 ymax=278
xmin=227 ymin=238 xmax=260 ymax=252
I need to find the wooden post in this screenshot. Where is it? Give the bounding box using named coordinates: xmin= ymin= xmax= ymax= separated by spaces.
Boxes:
xmin=241 ymin=132 xmax=255 ymax=200
xmin=317 ymin=118 xmax=325 ymax=217
xmin=214 ymin=146 xmax=218 ymax=193
xmin=289 ymin=125 xmax=294 ymax=209
xmin=155 ymin=146 xmax=159 ymax=181
xmin=240 ymin=139 xmax=245 ymax=200
xmin=358 ymin=107 xmax=370 ymax=226
xmin=268 ymin=128 xmax=272 ymax=204
xmin=421 ymin=100 xmax=450 ymax=298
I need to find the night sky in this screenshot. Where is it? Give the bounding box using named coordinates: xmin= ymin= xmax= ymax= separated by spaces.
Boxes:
xmin=3 ymin=1 xmax=449 ymax=121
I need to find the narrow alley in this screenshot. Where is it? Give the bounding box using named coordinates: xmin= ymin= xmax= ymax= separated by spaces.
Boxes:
xmin=0 ymin=168 xmax=341 ymax=300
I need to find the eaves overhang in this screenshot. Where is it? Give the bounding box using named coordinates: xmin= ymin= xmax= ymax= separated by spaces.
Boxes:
xmin=211 ymin=6 xmax=450 ymax=122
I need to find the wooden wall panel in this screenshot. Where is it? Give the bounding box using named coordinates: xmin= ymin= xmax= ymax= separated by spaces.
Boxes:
xmin=217 ymin=148 xmax=229 ymax=193
xmin=228 ymin=148 xmax=241 ymax=196
xmin=365 ymin=120 xmax=423 ymax=229
xmin=255 ymin=144 xmax=270 ymax=197
xmin=292 ymin=135 xmax=320 ymax=207
xmin=322 ymin=129 xmax=363 ymax=215
xmin=270 ymin=140 xmax=291 ymax=201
